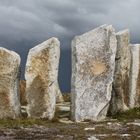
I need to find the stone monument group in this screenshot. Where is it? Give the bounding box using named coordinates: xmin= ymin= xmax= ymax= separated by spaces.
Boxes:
xmin=0 ymin=24 xmax=139 ymax=122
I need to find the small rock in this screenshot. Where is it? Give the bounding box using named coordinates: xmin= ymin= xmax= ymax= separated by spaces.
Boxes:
xmin=127 ymin=122 xmax=140 ymax=127
xmin=88 ymin=136 xmax=99 ymax=140
xmin=84 ymin=127 xmax=95 ymax=131
xmin=121 ymin=134 xmax=131 ymax=137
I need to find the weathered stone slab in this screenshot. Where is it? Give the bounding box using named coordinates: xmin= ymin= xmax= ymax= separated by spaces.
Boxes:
xmin=129 ymin=44 xmax=140 ymax=108
xmin=25 ymin=37 xmax=60 ymax=119
xmin=55 ymin=82 xmax=64 ymax=103
xmin=109 ymin=30 xmax=131 ymax=114
xmin=71 ymin=25 xmax=117 ymax=122
xmin=19 ymin=80 xmax=27 ymax=106
xmin=0 ymin=47 xmax=21 ymax=119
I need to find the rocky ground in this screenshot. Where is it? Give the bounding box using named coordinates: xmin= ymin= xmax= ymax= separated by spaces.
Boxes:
xmin=0 ymin=101 xmax=140 ymax=140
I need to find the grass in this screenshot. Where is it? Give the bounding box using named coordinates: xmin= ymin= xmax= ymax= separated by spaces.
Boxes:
xmin=0 ymin=101 xmax=140 ymax=128
xmin=0 ymin=107 xmax=139 ymax=128
xmin=0 ymin=107 xmax=140 ymax=140
xmin=109 ymin=107 xmax=140 ymax=121
xmin=0 ymin=118 xmax=49 ymax=127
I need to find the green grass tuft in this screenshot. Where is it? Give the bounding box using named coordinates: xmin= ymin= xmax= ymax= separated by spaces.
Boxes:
xmin=109 ymin=107 xmax=140 ymax=121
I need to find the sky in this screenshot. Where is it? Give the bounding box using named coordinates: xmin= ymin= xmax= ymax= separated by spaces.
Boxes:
xmin=0 ymin=0 xmax=140 ymax=92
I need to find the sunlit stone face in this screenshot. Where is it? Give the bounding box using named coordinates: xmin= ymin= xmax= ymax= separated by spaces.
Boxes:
xmin=71 ymin=25 xmax=117 ymax=122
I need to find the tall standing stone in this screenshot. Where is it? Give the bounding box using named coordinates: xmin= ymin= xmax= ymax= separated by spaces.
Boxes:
xmin=129 ymin=44 xmax=140 ymax=108
xmin=0 ymin=47 xmax=21 ymax=119
xmin=55 ymin=82 xmax=64 ymax=103
xmin=19 ymin=80 xmax=27 ymax=105
xmin=71 ymin=25 xmax=117 ymax=122
xmin=25 ymin=37 xmax=60 ymax=119
xmin=109 ymin=30 xmax=131 ymax=114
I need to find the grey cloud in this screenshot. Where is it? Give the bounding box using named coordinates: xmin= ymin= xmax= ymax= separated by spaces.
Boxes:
xmin=0 ymin=0 xmax=140 ymax=44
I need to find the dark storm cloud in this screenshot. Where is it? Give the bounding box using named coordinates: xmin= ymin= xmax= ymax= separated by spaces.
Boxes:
xmin=0 ymin=0 xmax=140 ymax=44
xmin=0 ymin=0 xmax=140 ymax=92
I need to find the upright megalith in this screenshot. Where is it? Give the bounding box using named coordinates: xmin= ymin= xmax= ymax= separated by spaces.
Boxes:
xmin=25 ymin=37 xmax=61 ymax=119
xmin=71 ymin=25 xmax=117 ymax=122
xmin=129 ymin=44 xmax=140 ymax=108
xmin=0 ymin=47 xmax=21 ymax=119
xmin=109 ymin=30 xmax=131 ymax=114
xmin=19 ymin=80 xmax=27 ymax=105
xmin=55 ymin=82 xmax=64 ymax=103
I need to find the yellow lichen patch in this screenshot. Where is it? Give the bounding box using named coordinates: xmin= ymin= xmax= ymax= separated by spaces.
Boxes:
xmin=90 ymin=60 xmax=106 ymax=76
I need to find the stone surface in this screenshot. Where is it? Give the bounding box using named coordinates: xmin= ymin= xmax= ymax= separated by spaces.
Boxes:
xmin=0 ymin=47 xmax=21 ymax=119
xmin=25 ymin=37 xmax=60 ymax=119
xmin=19 ymin=80 xmax=27 ymax=105
xmin=71 ymin=25 xmax=117 ymax=122
xmin=129 ymin=44 xmax=140 ymax=108
xmin=20 ymin=80 xmax=63 ymax=105
xmin=109 ymin=30 xmax=131 ymax=114
xmin=55 ymin=82 xmax=64 ymax=103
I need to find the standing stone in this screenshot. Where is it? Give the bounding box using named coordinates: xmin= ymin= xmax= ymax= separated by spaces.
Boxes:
xmin=129 ymin=44 xmax=140 ymax=108
xmin=25 ymin=37 xmax=60 ymax=119
xmin=55 ymin=82 xmax=64 ymax=103
xmin=109 ymin=30 xmax=131 ymax=114
xmin=0 ymin=47 xmax=21 ymax=119
xmin=19 ymin=80 xmax=27 ymax=106
xmin=71 ymin=25 xmax=117 ymax=122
